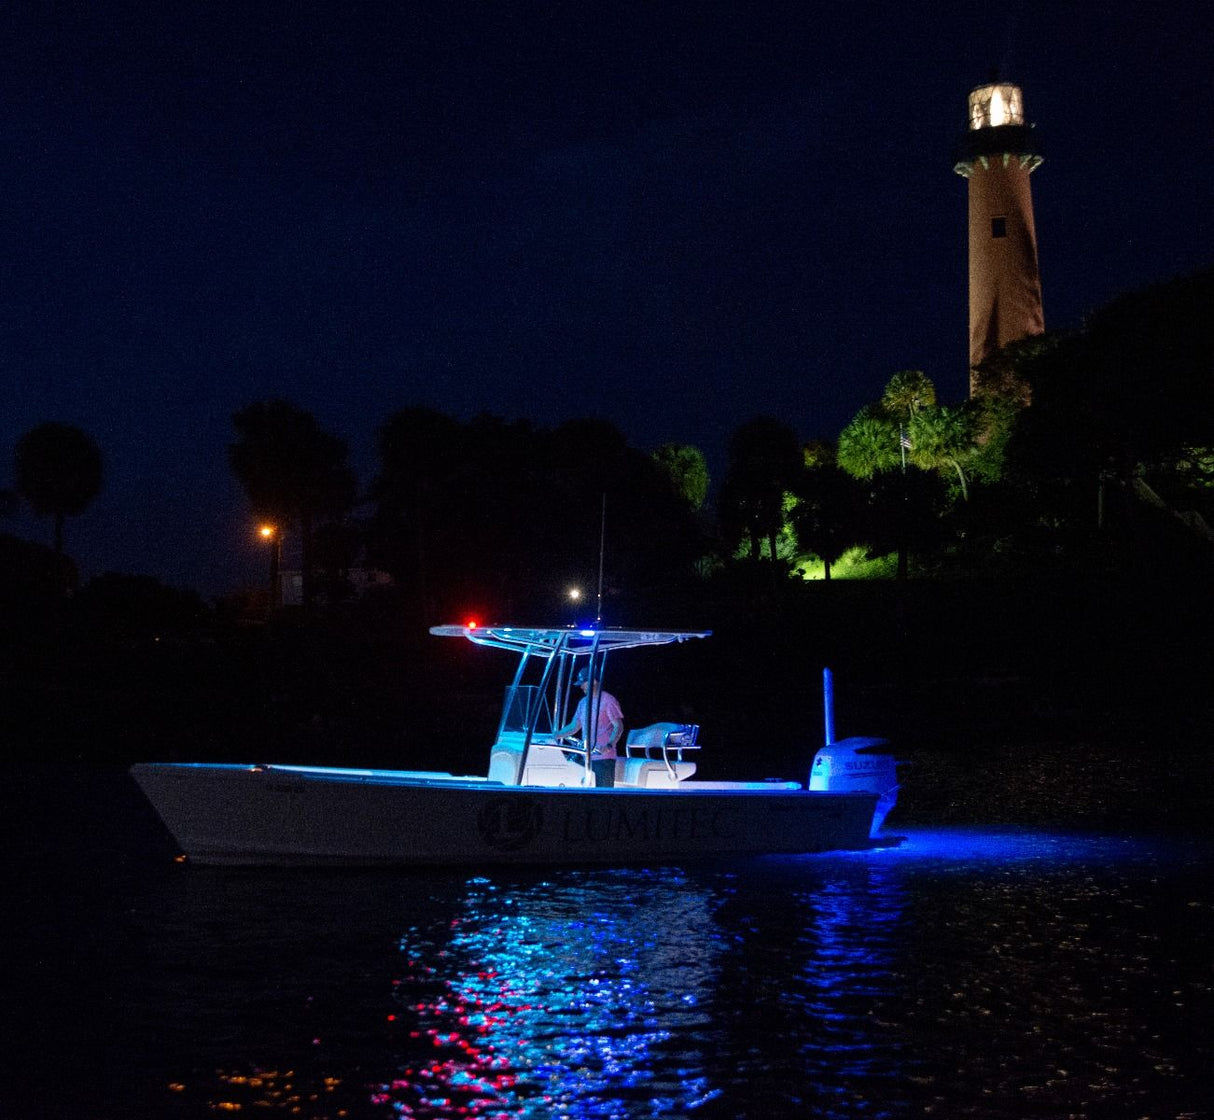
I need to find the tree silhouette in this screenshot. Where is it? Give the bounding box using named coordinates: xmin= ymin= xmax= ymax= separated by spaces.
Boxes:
xmin=837 ymin=402 xmax=917 ymax=580
xmin=14 ymin=422 xmax=104 ymax=554
xmin=370 ymin=409 xmax=704 ymax=621
xmin=970 ymin=334 xmax=1047 ymax=407
xmin=790 ymin=441 xmax=861 ymax=580
xmin=229 ymin=400 xmax=357 ymax=607
xmin=1001 ymin=267 xmax=1214 ymax=544
xmin=368 ymin=406 xmax=467 ymax=619
xmin=719 ymin=417 xmax=802 ymax=566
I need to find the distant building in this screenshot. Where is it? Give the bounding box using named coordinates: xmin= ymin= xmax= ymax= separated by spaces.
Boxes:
xmin=278 ymin=567 xmax=394 ymax=607
xmin=955 ymin=82 xmax=1045 ymax=392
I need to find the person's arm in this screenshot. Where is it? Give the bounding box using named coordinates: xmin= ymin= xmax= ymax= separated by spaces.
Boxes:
xmin=554 ymin=699 xmax=584 ymax=740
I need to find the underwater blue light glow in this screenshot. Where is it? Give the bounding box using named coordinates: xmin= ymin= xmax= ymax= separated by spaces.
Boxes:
xmin=770 ymin=825 xmax=1200 ymax=871
xmin=875 ymin=826 xmax=1177 ymax=866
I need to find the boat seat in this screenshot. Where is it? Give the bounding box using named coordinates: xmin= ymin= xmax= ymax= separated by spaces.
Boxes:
xmin=620 ymin=757 xmax=697 ymax=788
xmin=625 ymin=722 xmax=700 ymax=758
xmin=623 ymin=722 xmax=700 ymax=785
xmin=489 ymin=747 xmax=523 ymax=786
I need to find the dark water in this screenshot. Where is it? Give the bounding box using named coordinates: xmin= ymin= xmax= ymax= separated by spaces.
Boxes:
xmin=4 ymin=771 xmax=1212 ymax=1120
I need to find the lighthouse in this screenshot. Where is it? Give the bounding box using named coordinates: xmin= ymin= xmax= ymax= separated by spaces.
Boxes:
xmin=954 ymin=82 xmax=1044 ymax=394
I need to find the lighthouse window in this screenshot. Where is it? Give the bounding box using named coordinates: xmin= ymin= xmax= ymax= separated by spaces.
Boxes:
xmin=991 ymin=216 xmax=1008 ymax=238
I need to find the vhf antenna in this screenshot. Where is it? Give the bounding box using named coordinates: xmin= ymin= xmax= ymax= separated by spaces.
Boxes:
xmin=596 ymin=493 xmax=605 ymax=626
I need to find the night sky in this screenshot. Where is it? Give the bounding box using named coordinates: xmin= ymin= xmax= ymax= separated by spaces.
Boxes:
xmin=3 ymin=2 xmax=1210 ymax=597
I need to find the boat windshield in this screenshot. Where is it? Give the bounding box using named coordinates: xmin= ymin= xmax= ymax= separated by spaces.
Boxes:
xmin=500 ymin=684 xmax=553 ymax=736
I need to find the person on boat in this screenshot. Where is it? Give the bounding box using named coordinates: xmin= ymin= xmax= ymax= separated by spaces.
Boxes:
xmin=554 ymin=665 xmax=624 ymax=787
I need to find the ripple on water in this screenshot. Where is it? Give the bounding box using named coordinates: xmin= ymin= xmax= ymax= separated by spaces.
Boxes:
xmin=18 ymin=826 xmax=1210 ymax=1119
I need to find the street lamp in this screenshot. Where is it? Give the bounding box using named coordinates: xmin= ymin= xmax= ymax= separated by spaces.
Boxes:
xmin=566 ymin=585 xmax=586 ymax=626
xmin=259 ymin=523 xmax=282 ymax=608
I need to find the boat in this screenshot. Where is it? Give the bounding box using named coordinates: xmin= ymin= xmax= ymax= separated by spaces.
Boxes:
xmin=130 ymin=624 xmax=901 ymax=866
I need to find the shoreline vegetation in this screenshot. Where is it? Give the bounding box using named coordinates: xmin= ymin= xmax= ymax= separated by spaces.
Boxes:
xmin=4 ymin=571 xmax=1211 ymax=841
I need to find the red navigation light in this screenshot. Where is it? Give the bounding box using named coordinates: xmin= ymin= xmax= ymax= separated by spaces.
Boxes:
xmin=466 ymin=619 xmax=478 ymax=630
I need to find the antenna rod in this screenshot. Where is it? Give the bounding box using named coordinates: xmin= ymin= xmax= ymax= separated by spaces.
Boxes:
xmin=596 ymin=493 xmax=606 ymax=625
xmin=823 ymin=667 xmax=835 ymax=746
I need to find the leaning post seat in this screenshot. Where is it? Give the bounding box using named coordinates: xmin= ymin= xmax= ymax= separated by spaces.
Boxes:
xmin=622 ymin=722 xmax=700 ymax=787
xmin=488 ymin=742 xmax=523 ymax=785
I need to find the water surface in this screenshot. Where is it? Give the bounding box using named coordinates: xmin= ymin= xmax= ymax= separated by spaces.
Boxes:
xmin=7 ymin=776 xmax=1210 ymax=1120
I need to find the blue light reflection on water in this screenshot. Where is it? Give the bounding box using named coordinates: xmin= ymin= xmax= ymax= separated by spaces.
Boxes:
xmin=377 ymin=869 xmax=723 ymax=1117
xmin=361 ymin=827 xmax=1213 ymax=1119
xmin=744 ymin=827 xmax=1214 ymax=1119
xmin=73 ymin=825 xmax=1214 ymax=1119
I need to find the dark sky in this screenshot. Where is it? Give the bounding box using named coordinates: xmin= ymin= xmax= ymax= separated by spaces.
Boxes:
xmin=3 ymin=1 xmax=1211 ymax=597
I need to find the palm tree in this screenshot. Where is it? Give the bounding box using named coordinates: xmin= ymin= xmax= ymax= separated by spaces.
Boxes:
xmin=229 ymin=400 xmax=357 ymax=607
xmin=908 ymin=403 xmax=978 ymax=500
xmin=881 ymin=369 xmax=936 ymax=423
xmin=791 ymin=441 xmax=860 ymax=580
xmin=719 ymin=417 xmax=802 ymax=565
xmin=14 ymin=422 xmax=104 ymax=554
xmin=836 ymin=406 xmax=901 ymax=480
xmin=837 ymin=405 xmax=912 ymax=578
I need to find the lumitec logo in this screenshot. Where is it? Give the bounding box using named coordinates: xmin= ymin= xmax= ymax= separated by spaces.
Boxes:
xmin=477 ymin=797 xmax=544 ymax=852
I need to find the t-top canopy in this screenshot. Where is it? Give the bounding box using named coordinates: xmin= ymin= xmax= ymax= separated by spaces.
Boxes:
xmin=429 ymin=624 xmax=711 ymax=658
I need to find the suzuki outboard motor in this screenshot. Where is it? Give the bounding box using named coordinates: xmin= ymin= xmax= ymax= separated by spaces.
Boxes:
xmin=811 ymin=668 xmax=901 ymax=836
xmin=809 ymin=736 xmax=900 ymax=836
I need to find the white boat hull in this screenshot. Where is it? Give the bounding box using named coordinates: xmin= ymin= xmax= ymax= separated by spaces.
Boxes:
xmin=130 ymin=763 xmax=879 ymax=866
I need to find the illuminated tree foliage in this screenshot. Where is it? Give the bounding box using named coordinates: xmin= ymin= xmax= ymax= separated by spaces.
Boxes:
xmin=14 ymin=421 xmax=104 ymax=555
xmin=839 ymin=374 xmax=985 ymax=501
xmin=652 ymin=443 xmax=709 ymax=511
xmin=1170 ymin=447 xmax=1214 ymax=491
xmin=836 ymin=373 xmax=988 ymax=578
xmin=907 ymin=403 xmax=979 ymax=500
xmin=881 ymin=369 xmax=936 ymax=421
xmin=836 ymin=405 xmax=901 ymax=481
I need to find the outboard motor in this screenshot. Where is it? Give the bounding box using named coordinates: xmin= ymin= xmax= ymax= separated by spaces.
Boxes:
xmin=809 ymin=737 xmax=900 ymax=836
xmin=811 ymin=668 xmax=901 ymax=837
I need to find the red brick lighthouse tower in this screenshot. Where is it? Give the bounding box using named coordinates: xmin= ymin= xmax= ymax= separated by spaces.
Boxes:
xmin=954 ymin=82 xmax=1044 ymax=394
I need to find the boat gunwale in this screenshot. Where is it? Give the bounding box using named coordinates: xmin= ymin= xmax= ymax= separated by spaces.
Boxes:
xmin=130 ymin=762 xmax=879 ymax=798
